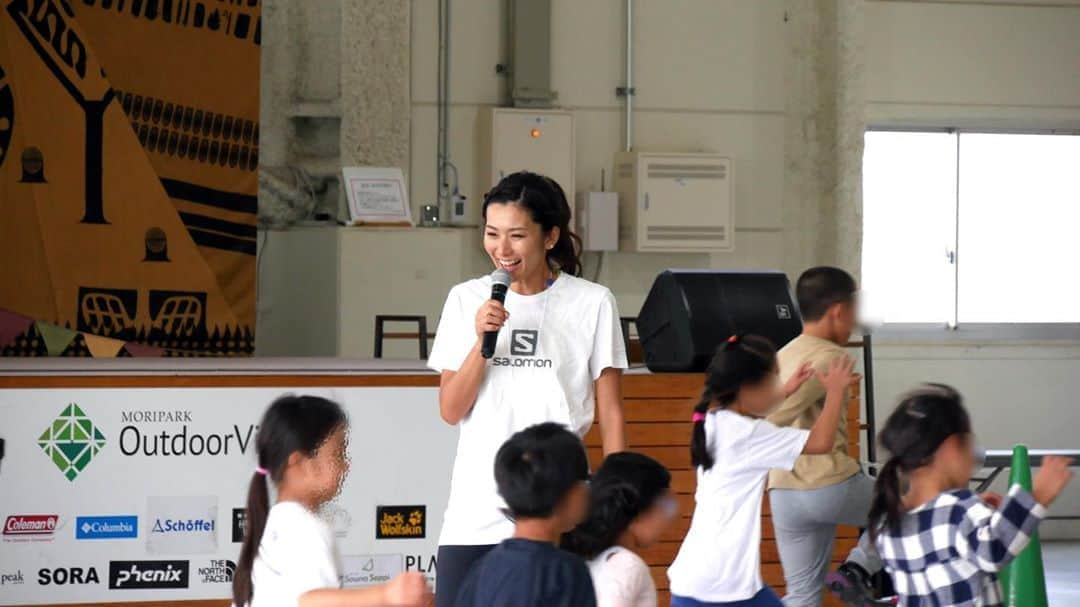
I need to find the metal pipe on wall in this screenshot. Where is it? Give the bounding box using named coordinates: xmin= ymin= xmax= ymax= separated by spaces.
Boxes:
xmin=436 ymin=0 xmax=451 ymax=218
xmin=624 ymin=0 xmax=633 ymax=152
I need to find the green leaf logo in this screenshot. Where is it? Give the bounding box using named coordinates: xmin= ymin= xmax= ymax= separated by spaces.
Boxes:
xmin=38 ymin=404 xmax=106 ymax=481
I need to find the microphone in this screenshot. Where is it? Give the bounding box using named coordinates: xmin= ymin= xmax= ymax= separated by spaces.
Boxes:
xmin=481 ymin=269 xmax=512 ymax=359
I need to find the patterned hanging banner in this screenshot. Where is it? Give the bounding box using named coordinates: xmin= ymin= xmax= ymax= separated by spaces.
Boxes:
xmin=0 ymin=0 xmax=261 ymax=356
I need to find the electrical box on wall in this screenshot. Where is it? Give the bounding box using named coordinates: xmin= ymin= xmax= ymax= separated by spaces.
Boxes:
xmin=576 ymin=192 xmax=619 ymax=251
xmin=614 ymin=152 xmax=733 ymax=253
xmin=478 ymin=108 xmax=575 ymax=224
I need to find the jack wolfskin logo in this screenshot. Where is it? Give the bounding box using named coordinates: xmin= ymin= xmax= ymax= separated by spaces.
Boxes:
xmin=38 ymin=404 xmax=106 ymax=481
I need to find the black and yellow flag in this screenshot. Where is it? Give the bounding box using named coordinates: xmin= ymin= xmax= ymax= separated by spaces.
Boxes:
xmin=0 ymin=0 xmax=260 ymax=356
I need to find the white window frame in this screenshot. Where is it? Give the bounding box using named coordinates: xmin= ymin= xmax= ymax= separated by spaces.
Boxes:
xmin=864 ymin=126 xmax=1080 ymax=344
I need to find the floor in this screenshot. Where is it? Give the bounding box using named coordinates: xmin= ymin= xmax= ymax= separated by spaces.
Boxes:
xmin=1044 ymin=541 xmax=1080 ymax=606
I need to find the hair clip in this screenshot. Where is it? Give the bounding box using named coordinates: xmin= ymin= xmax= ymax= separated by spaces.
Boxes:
xmin=692 ymin=412 xmax=707 ymax=423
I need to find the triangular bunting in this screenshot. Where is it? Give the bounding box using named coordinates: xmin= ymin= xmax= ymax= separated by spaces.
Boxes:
xmin=0 ymin=308 xmax=34 ymax=350
xmin=35 ymin=321 xmax=77 ymax=356
xmin=123 ymin=343 xmax=165 ymax=357
xmin=83 ymin=333 xmax=125 ymax=358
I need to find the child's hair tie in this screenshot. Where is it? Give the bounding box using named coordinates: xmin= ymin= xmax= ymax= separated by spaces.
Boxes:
xmin=255 ymin=466 xmax=269 ymax=476
xmin=727 ymin=334 xmax=739 ymax=344
xmin=692 ymin=412 xmax=707 ymax=423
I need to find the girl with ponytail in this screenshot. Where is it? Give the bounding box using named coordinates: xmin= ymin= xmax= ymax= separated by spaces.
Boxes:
xmin=870 ymin=385 xmax=1073 ymax=606
xmin=429 ymin=171 xmax=628 ymax=606
xmin=232 ymin=395 xmax=431 ymax=607
xmin=563 ymin=452 xmax=677 ymax=607
xmin=668 ymin=335 xmax=854 ymax=607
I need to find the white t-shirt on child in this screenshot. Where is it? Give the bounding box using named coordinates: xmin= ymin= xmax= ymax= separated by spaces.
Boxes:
xmin=667 ymin=409 xmax=808 ymax=603
xmin=248 ymin=502 xmax=341 ymax=607
xmin=589 ymin=545 xmax=657 ymax=607
xmin=428 ymin=273 xmax=628 ymax=546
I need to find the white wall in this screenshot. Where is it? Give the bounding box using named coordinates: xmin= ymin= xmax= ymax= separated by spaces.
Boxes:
xmin=864 ymin=0 xmax=1080 ymax=538
xmin=409 ymin=0 xmax=791 ymax=314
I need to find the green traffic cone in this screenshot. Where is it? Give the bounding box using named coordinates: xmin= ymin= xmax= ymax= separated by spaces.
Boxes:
xmin=1000 ymin=444 xmax=1049 ymax=607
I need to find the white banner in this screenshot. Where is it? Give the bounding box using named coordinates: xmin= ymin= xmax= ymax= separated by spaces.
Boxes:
xmin=0 ymin=387 xmax=457 ymax=605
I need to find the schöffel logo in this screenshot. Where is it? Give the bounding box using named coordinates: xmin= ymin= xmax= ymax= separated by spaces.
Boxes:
xmin=510 ymin=330 xmax=538 ymax=356
xmin=197 ymin=559 xmax=235 ymax=583
xmin=108 ymin=560 xmax=189 ymax=590
xmin=231 ymin=508 xmax=246 ymax=543
xmin=152 ymin=518 xmax=215 ymax=533
xmin=76 ymin=516 xmax=138 ymax=540
xmin=147 ymin=496 xmax=217 ymax=554
xmin=38 ymin=404 xmax=106 ymax=481
xmin=376 ymin=505 xmax=425 ymax=539
xmin=3 ymin=515 xmax=58 ymax=543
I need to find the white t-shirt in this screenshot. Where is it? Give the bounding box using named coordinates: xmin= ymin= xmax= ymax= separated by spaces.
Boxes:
xmin=589 ymin=546 xmax=657 ymax=607
xmin=248 ymin=502 xmax=341 ymax=607
xmin=428 ymin=273 xmax=628 ymax=546
xmin=667 ymin=410 xmax=808 ymax=602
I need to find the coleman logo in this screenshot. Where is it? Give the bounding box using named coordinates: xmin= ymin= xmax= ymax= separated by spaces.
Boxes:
xmin=376 ymin=506 xmax=425 ymax=539
xmin=4 ymin=515 xmax=59 ymax=543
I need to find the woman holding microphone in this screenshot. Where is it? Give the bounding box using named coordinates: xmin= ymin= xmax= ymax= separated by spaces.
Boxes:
xmin=428 ymin=171 xmax=628 ymax=606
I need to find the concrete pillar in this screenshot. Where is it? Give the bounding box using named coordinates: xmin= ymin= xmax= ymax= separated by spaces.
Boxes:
xmin=340 ymin=0 xmax=411 ymax=171
xmin=782 ymin=0 xmax=866 ymax=278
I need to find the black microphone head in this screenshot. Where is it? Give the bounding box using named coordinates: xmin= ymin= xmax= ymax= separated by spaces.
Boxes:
xmin=491 ymin=269 xmax=512 ymax=288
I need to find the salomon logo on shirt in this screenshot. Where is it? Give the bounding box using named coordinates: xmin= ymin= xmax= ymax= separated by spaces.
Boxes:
xmin=76 ymin=516 xmax=138 ymax=540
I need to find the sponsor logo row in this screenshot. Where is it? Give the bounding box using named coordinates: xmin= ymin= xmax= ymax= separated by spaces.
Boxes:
xmin=5 ymin=502 xmax=426 ymax=548
xmin=0 ymin=559 xmax=235 ymax=589
xmin=3 ymin=506 xmax=246 ymax=548
xmin=1 ymin=555 xmax=437 ymax=590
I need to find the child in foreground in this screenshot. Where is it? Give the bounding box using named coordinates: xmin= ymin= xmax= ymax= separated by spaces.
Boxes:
xmin=563 ymin=451 xmax=678 ymax=607
xmin=231 ymin=394 xmax=432 ymax=607
xmin=870 ymin=384 xmax=1073 ymax=607
xmin=453 ymin=422 xmax=596 ymax=607
xmin=668 ymin=335 xmax=854 ymax=606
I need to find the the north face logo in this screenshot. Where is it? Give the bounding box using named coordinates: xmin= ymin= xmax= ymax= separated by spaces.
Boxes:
xmin=38 ymin=404 xmax=106 ymax=481
xmin=510 ymin=330 xmax=538 ymax=356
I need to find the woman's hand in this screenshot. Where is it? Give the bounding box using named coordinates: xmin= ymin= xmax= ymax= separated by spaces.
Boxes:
xmin=475 ymin=300 xmax=509 ymax=339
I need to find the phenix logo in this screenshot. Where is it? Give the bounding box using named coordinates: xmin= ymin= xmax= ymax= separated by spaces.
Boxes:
xmin=108 ymin=561 xmax=189 ymax=589
xmin=116 ymin=564 xmax=181 ymax=585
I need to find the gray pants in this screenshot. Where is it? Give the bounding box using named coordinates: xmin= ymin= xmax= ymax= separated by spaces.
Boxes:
xmin=768 ymin=473 xmax=882 ymax=607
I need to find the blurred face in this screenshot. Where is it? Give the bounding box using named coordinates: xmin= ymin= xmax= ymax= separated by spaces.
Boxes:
xmin=627 ymin=490 xmax=678 ymax=549
xmin=484 ymin=202 xmax=558 ymax=283
xmin=307 ymin=426 xmax=350 ymax=505
xmin=557 ymin=480 xmax=591 ymax=533
xmin=828 ymin=297 xmax=859 ymax=344
xmin=736 ymin=365 xmax=785 ymax=417
xmin=938 ymin=432 xmax=977 ymax=489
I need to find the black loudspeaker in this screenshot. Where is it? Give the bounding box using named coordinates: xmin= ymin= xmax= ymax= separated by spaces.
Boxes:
xmin=637 ymin=270 xmax=803 ymax=373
